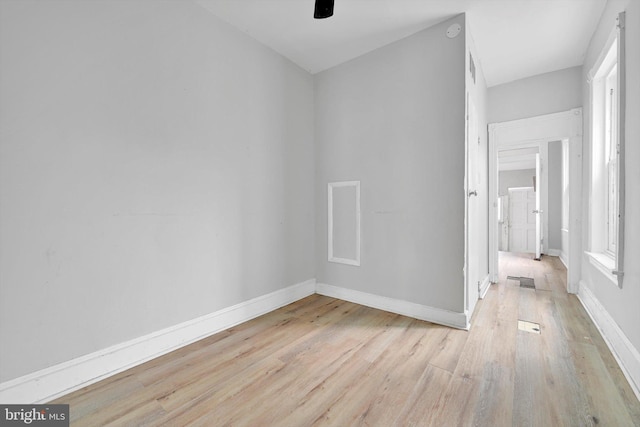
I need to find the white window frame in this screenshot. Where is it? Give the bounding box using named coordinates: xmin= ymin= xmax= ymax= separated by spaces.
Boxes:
xmin=604 ymin=52 xmax=618 ymax=257
xmin=587 ymin=13 xmax=626 ymax=288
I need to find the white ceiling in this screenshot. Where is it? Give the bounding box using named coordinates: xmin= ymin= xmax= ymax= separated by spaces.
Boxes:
xmin=195 ymin=0 xmax=606 ymax=87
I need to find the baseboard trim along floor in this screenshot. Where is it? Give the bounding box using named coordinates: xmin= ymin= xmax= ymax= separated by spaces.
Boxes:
xmin=578 ymin=281 xmax=640 ymax=402
xmin=5 ymin=274 xmax=638 ymax=408
xmin=0 ymin=279 xmax=317 ymax=404
xmin=316 ymin=283 xmax=468 ymax=330
xmin=0 ymin=278 xmax=468 ymax=404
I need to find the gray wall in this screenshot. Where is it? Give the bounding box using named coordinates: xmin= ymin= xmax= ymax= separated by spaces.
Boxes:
xmin=488 ymin=66 xmax=582 ymax=123
xmin=0 ymin=0 xmax=315 ymax=382
xmin=547 ymin=141 xmax=563 ymax=251
xmin=580 ymin=0 xmax=640 ymax=359
xmin=314 ymin=15 xmax=467 ymax=313
xmin=499 ymin=169 xmax=535 ymax=196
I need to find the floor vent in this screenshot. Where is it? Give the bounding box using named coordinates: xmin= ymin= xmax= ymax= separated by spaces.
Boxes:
xmin=518 ymin=320 xmax=541 ymax=334
xmin=507 ymin=276 xmax=536 ymax=289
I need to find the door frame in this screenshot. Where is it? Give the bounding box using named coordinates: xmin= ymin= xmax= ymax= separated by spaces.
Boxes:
xmin=535 ymin=152 xmax=542 ymax=260
xmin=465 ymin=91 xmax=480 ymax=318
xmin=489 ymin=109 xmax=583 ymax=293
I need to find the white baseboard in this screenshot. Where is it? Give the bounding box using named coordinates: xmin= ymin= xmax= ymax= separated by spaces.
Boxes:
xmin=316 ymin=283 xmax=468 ymax=330
xmin=577 ymin=281 xmax=640 ymax=402
xmin=0 ymin=279 xmax=316 ymax=404
xmin=559 ymin=251 xmax=568 ymax=268
xmin=545 ymin=248 xmax=568 ymax=268
xmin=479 ymin=275 xmax=491 ymax=299
xmin=1 ymin=279 xmax=472 ymax=404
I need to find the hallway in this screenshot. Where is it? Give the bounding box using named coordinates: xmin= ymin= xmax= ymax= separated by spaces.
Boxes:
xmin=481 ymin=252 xmax=640 ymax=425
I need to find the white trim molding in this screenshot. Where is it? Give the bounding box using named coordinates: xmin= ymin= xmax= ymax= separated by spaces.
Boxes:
xmin=559 ymin=251 xmax=568 ymax=269
xmin=316 ymin=283 xmax=469 ymax=330
xmin=585 ymin=251 xmax=617 ymax=286
xmin=479 ymin=274 xmax=491 ymax=299
xmin=0 ymin=279 xmax=316 ymax=404
xmin=614 ymin=11 xmax=626 ymax=288
xmin=327 ymin=181 xmax=361 ymax=266
xmin=577 ymin=281 xmax=640 ymax=401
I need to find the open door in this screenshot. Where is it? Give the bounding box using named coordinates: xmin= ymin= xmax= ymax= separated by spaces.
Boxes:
xmin=534 ymin=153 xmax=542 ymax=260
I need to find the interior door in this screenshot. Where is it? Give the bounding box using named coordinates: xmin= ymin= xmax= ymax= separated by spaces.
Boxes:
xmin=508 ymin=187 xmax=536 ymax=253
xmin=466 ymin=93 xmax=479 ymax=315
xmin=535 ymin=153 xmax=542 ymax=259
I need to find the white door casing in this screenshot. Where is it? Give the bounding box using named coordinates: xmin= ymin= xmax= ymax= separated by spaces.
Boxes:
xmin=465 ymin=92 xmax=480 ymax=317
xmin=488 ymin=109 xmax=583 ymax=293
xmin=498 ymin=195 xmax=509 ymax=251
xmin=535 ymin=152 xmax=542 ymax=259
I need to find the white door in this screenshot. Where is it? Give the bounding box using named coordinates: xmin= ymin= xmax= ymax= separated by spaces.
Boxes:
xmin=508 ymin=187 xmax=536 ymax=253
xmin=466 ymin=93 xmax=480 ymax=315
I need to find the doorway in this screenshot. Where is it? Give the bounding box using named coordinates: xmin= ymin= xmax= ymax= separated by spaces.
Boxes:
xmin=488 ymin=109 xmax=583 ymax=293
xmin=508 ymin=187 xmax=536 ymax=253
xmin=497 ymin=147 xmax=540 ymax=257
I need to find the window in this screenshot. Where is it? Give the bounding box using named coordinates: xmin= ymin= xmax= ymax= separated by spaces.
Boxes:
xmin=588 ymin=12 xmax=626 ymax=287
xmin=604 ymin=53 xmax=618 ymax=256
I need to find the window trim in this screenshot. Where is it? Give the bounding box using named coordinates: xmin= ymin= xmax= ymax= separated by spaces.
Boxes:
xmin=587 ymin=12 xmax=626 ymax=288
xmin=586 ymin=251 xmax=617 ymax=286
xmin=615 ymin=12 xmax=626 ymax=288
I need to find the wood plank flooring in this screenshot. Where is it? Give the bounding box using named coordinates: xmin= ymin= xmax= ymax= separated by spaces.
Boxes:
xmin=53 ymin=252 xmax=640 ymax=426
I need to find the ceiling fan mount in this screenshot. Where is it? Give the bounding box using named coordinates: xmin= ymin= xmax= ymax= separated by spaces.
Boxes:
xmin=314 ymin=0 xmax=334 ymax=19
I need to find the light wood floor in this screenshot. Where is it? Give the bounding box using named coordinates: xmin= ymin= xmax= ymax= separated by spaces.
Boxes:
xmin=54 ymin=252 xmax=640 ymax=426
